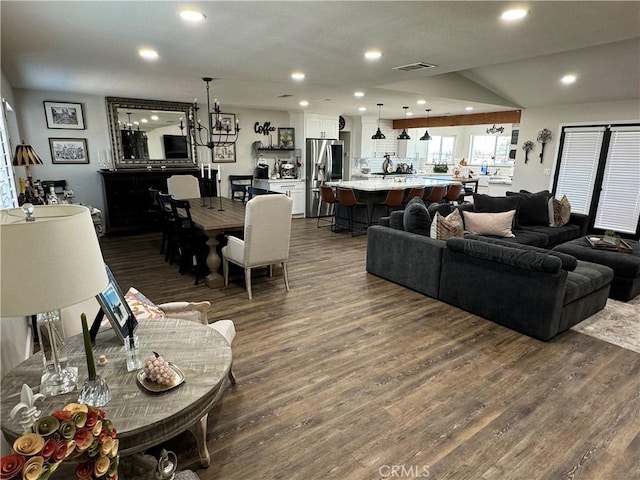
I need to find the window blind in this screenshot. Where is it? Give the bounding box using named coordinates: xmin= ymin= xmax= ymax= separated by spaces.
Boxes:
xmin=0 ymin=100 xmax=17 ymax=210
xmin=555 ymin=127 xmax=605 ymax=214
xmin=594 ymin=126 xmax=640 ymax=233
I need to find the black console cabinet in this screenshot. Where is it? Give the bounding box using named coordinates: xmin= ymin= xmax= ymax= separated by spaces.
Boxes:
xmin=99 ymin=169 xmax=216 ymax=234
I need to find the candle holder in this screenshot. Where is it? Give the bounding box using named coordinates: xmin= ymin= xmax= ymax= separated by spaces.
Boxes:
xmin=217 ymin=178 xmax=224 ymax=211
xmin=78 ymin=314 xmax=111 ymax=407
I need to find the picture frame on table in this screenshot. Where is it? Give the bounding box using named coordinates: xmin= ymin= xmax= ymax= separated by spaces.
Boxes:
xmin=212 ymin=113 xmax=236 ymax=135
xmin=278 ymin=127 xmax=295 ymax=149
xmin=95 ymin=265 xmax=137 ymax=344
xmin=213 ymin=144 xmax=236 ymax=163
xmin=43 ymin=101 xmax=85 ymax=130
xmin=49 ymin=138 xmax=90 ymax=164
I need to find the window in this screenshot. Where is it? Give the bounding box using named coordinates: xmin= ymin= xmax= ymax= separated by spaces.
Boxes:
xmin=417 ymin=135 xmax=455 ymax=163
xmin=553 ymin=123 xmax=640 ymax=236
xmin=468 ymin=135 xmax=510 ymax=165
xmin=0 ymin=99 xmax=17 ymax=209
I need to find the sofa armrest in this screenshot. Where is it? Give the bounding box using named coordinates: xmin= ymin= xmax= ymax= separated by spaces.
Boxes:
xmin=366 ymin=225 xmax=446 ymax=298
xmin=569 ymin=212 xmax=589 ymax=236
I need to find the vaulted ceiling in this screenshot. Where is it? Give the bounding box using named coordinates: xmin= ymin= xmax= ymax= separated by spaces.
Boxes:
xmin=2 ymin=1 xmax=638 ymax=119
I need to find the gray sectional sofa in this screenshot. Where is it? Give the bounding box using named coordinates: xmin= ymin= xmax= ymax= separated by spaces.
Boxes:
xmin=366 ymin=201 xmax=614 ymax=341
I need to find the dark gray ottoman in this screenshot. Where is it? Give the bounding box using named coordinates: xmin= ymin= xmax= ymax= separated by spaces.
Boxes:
xmin=553 ymin=237 xmax=640 ymax=301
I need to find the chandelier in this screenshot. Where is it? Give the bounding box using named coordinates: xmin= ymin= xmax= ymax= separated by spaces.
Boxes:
xmin=181 ymin=77 xmax=240 ymax=149
xmin=486 ymin=124 xmax=504 ymax=134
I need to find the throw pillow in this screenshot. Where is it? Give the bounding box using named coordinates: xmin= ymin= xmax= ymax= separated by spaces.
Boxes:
xmin=472 ymin=193 xmax=520 ymax=228
xmin=506 ymin=190 xmax=550 ymax=226
xmin=125 ymin=287 xmax=166 ymax=320
xmin=403 ymin=203 xmax=431 ymax=236
xmin=462 ymin=210 xmax=516 ymax=238
xmin=388 ymin=210 xmax=405 ymax=230
xmin=430 ymin=209 xmax=463 ymax=240
xmin=406 ymin=196 xmax=426 ymax=208
xmin=548 ymin=195 xmax=571 ymax=227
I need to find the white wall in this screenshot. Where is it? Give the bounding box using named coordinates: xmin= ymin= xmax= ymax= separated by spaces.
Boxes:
xmin=14 ymin=88 xmax=111 ymax=211
xmin=513 ymin=99 xmax=640 ymax=192
xmin=13 ymin=88 xmax=293 ymax=207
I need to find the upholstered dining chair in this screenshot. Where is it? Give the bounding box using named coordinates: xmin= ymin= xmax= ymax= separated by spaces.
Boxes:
xmin=443 ymin=184 xmax=463 ymax=204
xmin=167 ymin=174 xmax=201 ymax=200
xmin=222 ymin=194 xmax=293 ymax=300
xmin=317 ymin=185 xmax=338 ymax=230
xmin=424 ymin=185 xmax=446 ymax=205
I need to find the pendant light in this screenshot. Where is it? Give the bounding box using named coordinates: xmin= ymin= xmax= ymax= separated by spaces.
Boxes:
xmin=397 ymin=106 xmax=411 ymax=140
xmin=371 ymin=103 xmax=386 ymax=140
xmin=419 ymin=108 xmax=432 ymax=141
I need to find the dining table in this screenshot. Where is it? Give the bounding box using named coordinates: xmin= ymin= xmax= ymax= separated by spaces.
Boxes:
xmin=188 ymin=197 xmax=246 ymax=288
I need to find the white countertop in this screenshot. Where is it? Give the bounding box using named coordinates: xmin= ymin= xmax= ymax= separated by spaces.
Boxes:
xmin=326 ymin=177 xmax=460 ymax=192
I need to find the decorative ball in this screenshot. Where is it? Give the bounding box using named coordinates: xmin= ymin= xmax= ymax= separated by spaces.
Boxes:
xmin=143 ymin=352 xmax=176 ymax=386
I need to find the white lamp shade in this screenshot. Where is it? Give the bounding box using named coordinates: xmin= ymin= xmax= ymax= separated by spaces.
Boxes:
xmin=0 ymin=205 xmax=108 ymax=316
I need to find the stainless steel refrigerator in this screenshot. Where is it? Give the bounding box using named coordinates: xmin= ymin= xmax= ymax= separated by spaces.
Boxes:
xmin=305 ymin=138 xmax=344 ymax=217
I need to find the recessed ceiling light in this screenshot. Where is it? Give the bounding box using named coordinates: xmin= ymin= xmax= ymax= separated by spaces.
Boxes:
xmin=561 ymin=74 xmax=577 ymax=85
xmin=465 ymin=106 xmax=474 ymax=111
xmin=180 ymin=10 xmax=206 ymax=22
xmin=406 ymin=112 xmax=414 ymax=116
xmin=299 ymin=100 xmax=309 ymax=107
xmin=291 ymin=72 xmax=305 ymax=81
xmin=501 ymin=8 xmax=528 ymax=21
xmin=358 ymin=107 xmax=367 ymax=112
xmin=354 ymin=91 xmax=365 ymax=98
xmin=417 ymin=100 xmax=426 ymax=105
xmin=364 ymin=50 xmax=382 ymax=60
xmin=138 ymin=48 xmax=159 ymax=60
xmin=150 ymin=115 xmax=159 ymax=121
xmin=141 ymin=118 xmax=148 ymax=123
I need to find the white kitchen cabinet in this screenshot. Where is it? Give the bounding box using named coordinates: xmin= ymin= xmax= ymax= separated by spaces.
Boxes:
xmin=305 ymin=114 xmax=339 ymax=139
xmin=254 ymin=179 xmax=305 ymax=216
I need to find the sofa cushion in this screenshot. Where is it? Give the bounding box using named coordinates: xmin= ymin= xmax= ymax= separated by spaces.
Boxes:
xmin=407 ymin=196 xmax=426 ymax=208
xmin=466 ymin=234 xmax=578 ymax=271
xmin=554 ymin=237 xmax=640 ymax=278
xmin=446 ymin=237 xmax=562 ymax=273
xmin=549 ymin=195 xmax=571 ymax=227
xmin=506 ymin=190 xmax=550 ymax=226
xmin=403 ymin=202 xmax=431 ymax=236
xmin=473 ymin=193 xmax=521 ymax=215
xmin=564 ymin=261 xmax=614 ymax=304
xmin=389 ymin=210 xmax=405 ymax=230
xmin=520 ymin=223 xmax=581 ymax=247
xmin=462 ymin=210 xmax=516 ymax=238
xmin=430 ymin=209 xmax=463 ymax=240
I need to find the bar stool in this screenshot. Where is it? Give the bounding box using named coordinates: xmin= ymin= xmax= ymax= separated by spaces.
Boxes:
xmin=336 ymin=187 xmax=367 ymax=236
xmin=403 ymin=187 xmax=425 ymax=207
xmin=443 ymin=184 xmax=464 ymax=204
xmin=374 ymin=189 xmax=405 ymax=222
xmin=317 ymin=185 xmax=338 ymax=231
xmin=424 ymin=186 xmax=446 ymax=205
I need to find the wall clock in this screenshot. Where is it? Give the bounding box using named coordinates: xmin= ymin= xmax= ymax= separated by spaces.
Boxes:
xmin=339 ymin=115 xmax=345 ymax=131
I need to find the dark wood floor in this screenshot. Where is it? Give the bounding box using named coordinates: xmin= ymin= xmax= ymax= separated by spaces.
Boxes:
xmin=100 ymin=219 xmax=640 ymax=480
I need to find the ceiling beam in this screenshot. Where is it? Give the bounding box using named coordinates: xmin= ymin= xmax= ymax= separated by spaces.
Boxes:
xmin=394 ymin=110 xmax=522 ymax=129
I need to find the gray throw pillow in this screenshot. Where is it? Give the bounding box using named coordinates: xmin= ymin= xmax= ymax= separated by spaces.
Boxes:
xmin=403 ymin=203 xmax=431 ymax=235
xmin=388 ymin=211 xmax=405 ymax=230
xmin=407 ymin=196 xmax=426 ymax=208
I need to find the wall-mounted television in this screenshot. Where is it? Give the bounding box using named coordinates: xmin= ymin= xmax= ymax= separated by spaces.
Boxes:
xmin=163 ymin=135 xmax=188 ymax=159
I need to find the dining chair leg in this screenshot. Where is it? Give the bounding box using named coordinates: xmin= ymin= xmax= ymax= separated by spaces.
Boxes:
xmin=223 ymin=256 xmax=229 ymax=286
xmin=245 ymin=268 xmax=253 ymax=300
xmin=268 ymin=264 xmax=274 ymax=277
xmin=282 ymin=262 xmax=290 ymax=292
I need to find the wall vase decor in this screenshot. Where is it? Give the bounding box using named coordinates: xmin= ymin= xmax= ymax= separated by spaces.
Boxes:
xmin=537 ymin=128 xmax=552 ymax=163
xmin=522 ymin=140 xmax=535 ymax=163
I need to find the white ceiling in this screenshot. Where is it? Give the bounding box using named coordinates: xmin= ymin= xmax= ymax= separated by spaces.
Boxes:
xmin=2 ymin=1 xmax=639 ymax=120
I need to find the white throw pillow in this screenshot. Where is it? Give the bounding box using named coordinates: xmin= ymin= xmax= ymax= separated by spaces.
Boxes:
xmin=462 ymin=210 xmax=516 ymax=238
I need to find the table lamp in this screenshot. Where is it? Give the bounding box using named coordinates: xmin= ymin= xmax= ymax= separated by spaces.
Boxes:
xmin=12 ymin=142 xmax=43 ymax=179
xmin=0 ymin=204 xmax=108 ymax=396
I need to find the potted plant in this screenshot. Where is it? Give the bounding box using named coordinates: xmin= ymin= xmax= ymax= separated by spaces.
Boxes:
xmin=602 ymin=230 xmax=620 ymax=246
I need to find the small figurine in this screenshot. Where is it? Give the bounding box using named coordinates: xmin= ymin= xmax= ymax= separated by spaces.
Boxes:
xmin=9 ymin=384 xmax=45 ymax=433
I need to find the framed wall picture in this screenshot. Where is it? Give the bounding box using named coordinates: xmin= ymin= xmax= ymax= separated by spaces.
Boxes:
xmin=95 ymin=265 xmax=137 ymax=344
xmin=212 ymin=113 xmax=236 ymax=135
xmin=43 ymin=101 xmax=85 ymax=130
xmin=49 ymin=138 xmax=90 ymax=164
xmin=213 ymin=144 xmax=236 ymax=163
xmin=278 ymin=127 xmax=295 ymax=148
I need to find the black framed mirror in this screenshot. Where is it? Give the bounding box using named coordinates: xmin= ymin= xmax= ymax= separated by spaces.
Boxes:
xmin=106 ymin=97 xmax=197 ymax=168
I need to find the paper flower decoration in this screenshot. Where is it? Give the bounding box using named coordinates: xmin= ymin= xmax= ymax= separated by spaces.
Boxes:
xmin=0 ymin=403 xmax=118 ymax=480
xmin=522 ymin=140 xmax=535 ymax=163
xmin=537 ymin=128 xmax=553 ymax=163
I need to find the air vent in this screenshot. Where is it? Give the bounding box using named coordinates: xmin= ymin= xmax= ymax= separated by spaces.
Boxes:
xmin=277 ymin=94 xmax=294 ymax=98
xmin=392 ymin=62 xmax=437 ymax=72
